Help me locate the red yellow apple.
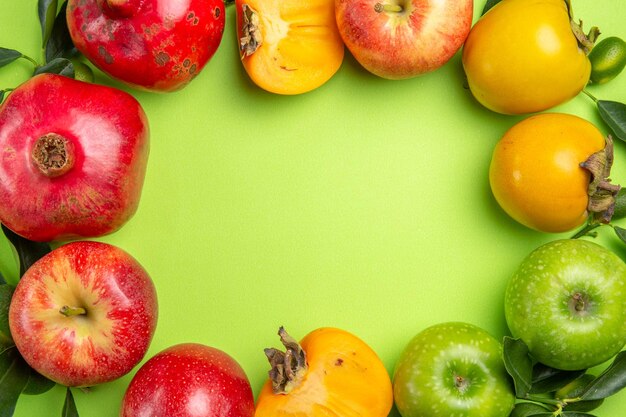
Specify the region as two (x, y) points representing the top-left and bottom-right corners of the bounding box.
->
(335, 0), (473, 79)
(8, 241), (158, 387)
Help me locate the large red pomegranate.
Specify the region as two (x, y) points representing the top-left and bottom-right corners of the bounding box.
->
(0, 74), (149, 242)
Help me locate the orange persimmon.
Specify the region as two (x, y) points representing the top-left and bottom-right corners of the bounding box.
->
(235, 0), (344, 95)
(254, 327), (393, 417)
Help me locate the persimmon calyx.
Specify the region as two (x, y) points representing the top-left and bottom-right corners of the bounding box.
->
(239, 4), (262, 58)
(264, 327), (307, 394)
(581, 135), (621, 223)
(564, 0), (599, 54)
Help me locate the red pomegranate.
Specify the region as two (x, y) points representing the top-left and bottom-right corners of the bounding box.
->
(66, 0), (226, 92)
(0, 74), (149, 242)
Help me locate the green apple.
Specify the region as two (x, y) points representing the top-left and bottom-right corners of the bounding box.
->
(505, 239), (626, 371)
(393, 322), (515, 417)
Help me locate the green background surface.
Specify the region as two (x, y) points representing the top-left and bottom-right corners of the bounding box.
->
(1, 0), (626, 416)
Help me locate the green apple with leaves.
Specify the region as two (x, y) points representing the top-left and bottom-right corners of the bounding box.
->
(505, 239), (626, 371)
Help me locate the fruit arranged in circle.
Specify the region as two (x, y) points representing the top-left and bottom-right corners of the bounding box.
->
(67, 0), (226, 92)
(393, 321), (515, 417)
(489, 113), (618, 233)
(254, 327), (393, 417)
(335, 0), (473, 79)
(121, 343), (255, 417)
(462, 0), (592, 114)
(505, 239), (626, 370)
(0, 74), (149, 242)
(8, 241), (158, 387)
(236, 0), (344, 94)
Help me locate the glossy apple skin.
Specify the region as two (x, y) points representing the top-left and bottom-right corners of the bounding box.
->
(8, 241), (158, 387)
(335, 0), (473, 79)
(67, 0), (225, 92)
(393, 322), (515, 417)
(505, 239), (626, 370)
(120, 343), (255, 417)
(0, 74), (149, 242)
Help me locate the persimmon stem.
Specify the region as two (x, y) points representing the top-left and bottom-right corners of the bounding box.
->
(374, 3), (403, 13)
(582, 89), (599, 103)
(20, 54), (38, 67)
(571, 221), (602, 238)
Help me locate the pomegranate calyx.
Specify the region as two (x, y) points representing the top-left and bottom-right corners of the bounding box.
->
(31, 133), (75, 178)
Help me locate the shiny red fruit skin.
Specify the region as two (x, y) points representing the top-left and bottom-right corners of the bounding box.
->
(67, 0), (226, 92)
(0, 74), (149, 242)
(121, 343), (255, 417)
(8, 241), (158, 387)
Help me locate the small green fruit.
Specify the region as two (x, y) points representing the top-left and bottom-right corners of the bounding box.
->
(588, 37), (626, 85)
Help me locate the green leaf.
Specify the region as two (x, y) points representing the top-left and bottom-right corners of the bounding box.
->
(1, 225), (51, 277)
(503, 337), (534, 398)
(510, 402), (551, 417)
(560, 413), (597, 416)
(33, 57), (75, 78)
(0, 347), (30, 417)
(0, 272), (5, 285)
(0, 285), (14, 348)
(62, 387), (79, 417)
(564, 399), (604, 413)
(597, 100), (626, 142)
(0, 47), (22, 69)
(530, 364), (586, 394)
(580, 351), (626, 400)
(481, 0), (502, 16)
(614, 226), (626, 244)
(22, 367), (56, 396)
(45, 2), (78, 63)
(38, 0), (59, 47)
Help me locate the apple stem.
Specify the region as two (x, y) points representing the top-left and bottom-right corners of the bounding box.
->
(374, 3), (404, 13)
(454, 375), (469, 393)
(572, 293), (586, 312)
(60, 305), (87, 317)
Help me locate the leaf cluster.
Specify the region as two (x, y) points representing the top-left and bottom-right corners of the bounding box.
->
(0, 1), (85, 401)
(503, 337), (626, 416)
(0, 0), (84, 102)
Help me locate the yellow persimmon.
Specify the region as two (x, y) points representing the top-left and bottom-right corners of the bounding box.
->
(254, 327), (393, 417)
(236, 0), (344, 95)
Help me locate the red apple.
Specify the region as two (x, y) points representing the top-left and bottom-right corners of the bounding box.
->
(0, 73), (149, 242)
(120, 343), (255, 417)
(66, 0), (226, 92)
(8, 241), (158, 387)
(335, 0), (473, 79)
